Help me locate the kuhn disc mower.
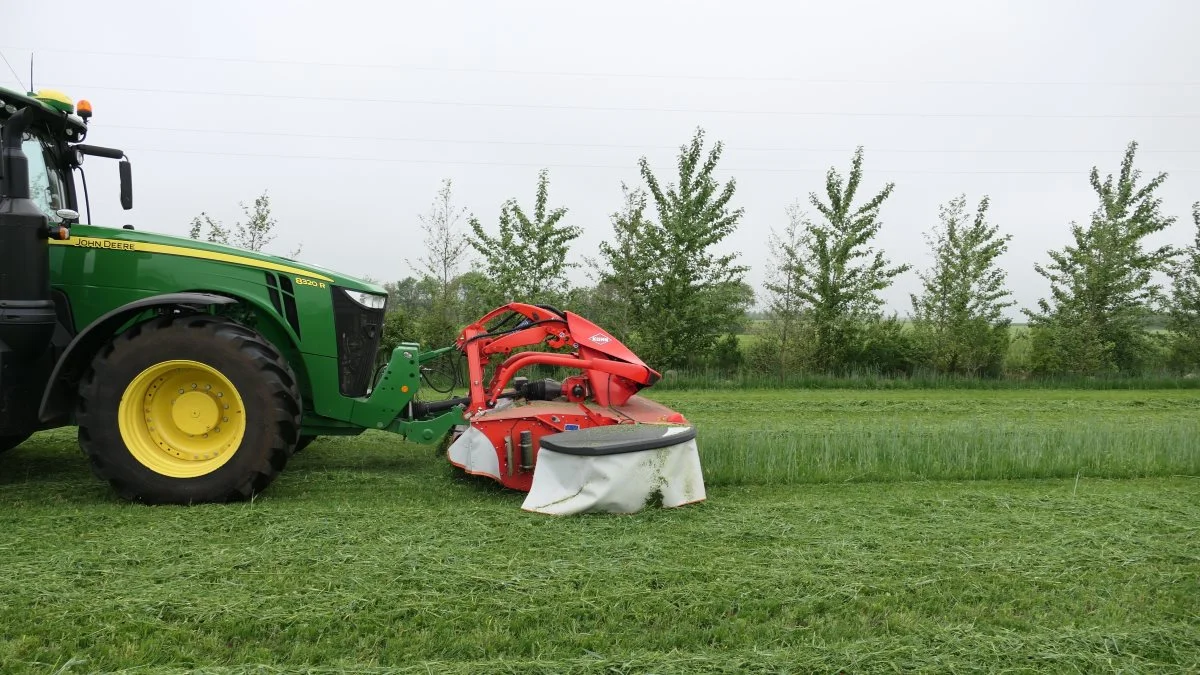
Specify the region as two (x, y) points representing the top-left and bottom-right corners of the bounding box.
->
(413, 303), (706, 513)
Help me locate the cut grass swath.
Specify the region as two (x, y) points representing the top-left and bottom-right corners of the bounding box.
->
(655, 369), (1200, 391)
(696, 422), (1200, 485)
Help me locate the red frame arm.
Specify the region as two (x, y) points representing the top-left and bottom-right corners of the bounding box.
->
(483, 353), (651, 409)
(454, 302), (657, 413)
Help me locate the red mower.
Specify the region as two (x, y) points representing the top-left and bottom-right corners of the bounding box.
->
(413, 303), (705, 513)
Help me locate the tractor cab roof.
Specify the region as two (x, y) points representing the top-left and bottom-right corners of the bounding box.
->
(0, 85), (90, 142)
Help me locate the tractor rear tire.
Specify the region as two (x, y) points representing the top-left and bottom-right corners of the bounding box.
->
(0, 433), (31, 454)
(76, 314), (302, 504)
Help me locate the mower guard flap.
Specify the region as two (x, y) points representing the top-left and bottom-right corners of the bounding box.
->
(520, 424), (705, 515)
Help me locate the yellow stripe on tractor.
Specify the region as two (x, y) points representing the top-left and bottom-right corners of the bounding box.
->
(49, 236), (333, 282)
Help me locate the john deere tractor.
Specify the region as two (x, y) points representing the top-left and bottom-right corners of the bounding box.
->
(1, 85), (695, 508)
(0, 85), (463, 503)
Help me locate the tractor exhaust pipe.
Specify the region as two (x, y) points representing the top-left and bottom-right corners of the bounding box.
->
(0, 108), (57, 357)
(1, 109), (33, 199)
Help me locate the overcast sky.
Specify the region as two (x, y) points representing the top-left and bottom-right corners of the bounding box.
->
(3, 0), (1198, 318)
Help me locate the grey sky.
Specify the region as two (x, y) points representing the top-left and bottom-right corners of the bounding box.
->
(3, 0), (1198, 319)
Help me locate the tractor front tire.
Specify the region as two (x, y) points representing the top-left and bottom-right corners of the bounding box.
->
(77, 315), (302, 504)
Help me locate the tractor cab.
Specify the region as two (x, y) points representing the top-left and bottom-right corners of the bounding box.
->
(0, 86), (132, 228)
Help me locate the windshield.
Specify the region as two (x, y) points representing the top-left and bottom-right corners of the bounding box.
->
(0, 120), (68, 223)
(24, 132), (67, 222)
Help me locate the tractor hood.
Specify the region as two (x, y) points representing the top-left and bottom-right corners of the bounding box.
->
(61, 225), (386, 295)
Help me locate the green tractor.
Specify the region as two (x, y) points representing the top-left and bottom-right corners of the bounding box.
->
(0, 86), (462, 503)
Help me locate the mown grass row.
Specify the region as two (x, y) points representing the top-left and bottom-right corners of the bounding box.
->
(649, 388), (1200, 485)
(654, 368), (1200, 390)
(696, 423), (1200, 485)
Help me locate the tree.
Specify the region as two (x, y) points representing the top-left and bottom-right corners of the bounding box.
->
(1167, 202), (1200, 371)
(383, 277), (433, 315)
(583, 185), (647, 341)
(412, 179), (473, 348)
(469, 169), (581, 307)
(382, 271), (494, 350)
(597, 128), (750, 370)
(378, 307), (415, 365)
(188, 190), (301, 256)
(188, 212), (229, 245)
(454, 270), (498, 324)
(415, 179), (471, 304)
(910, 195), (1014, 375)
(758, 203), (808, 378)
(568, 278), (636, 343)
(1025, 141), (1176, 374)
(778, 146), (910, 371)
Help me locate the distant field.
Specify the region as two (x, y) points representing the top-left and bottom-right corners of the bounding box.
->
(1, 387), (1197, 672)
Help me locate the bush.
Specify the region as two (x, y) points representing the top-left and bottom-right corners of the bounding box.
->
(912, 318), (1010, 377)
(843, 317), (920, 375)
(1168, 332), (1200, 374)
(1004, 328), (1033, 376)
(378, 309), (415, 364)
(1028, 321), (1116, 376)
(742, 317), (919, 377)
(744, 330), (782, 376)
(707, 333), (744, 374)
(1027, 319), (1167, 376)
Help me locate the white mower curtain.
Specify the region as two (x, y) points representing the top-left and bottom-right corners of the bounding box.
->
(445, 425), (501, 480)
(521, 425), (706, 515)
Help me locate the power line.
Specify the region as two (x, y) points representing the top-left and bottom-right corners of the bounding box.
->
(48, 83), (1200, 120)
(14, 47), (1200, 87)
(0, 50), (28, 91)
(98, 124), (1200, 155)
(118, 146), (1200, 175)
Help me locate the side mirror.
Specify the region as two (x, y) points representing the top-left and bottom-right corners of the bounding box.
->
(119, 160), (133, 210)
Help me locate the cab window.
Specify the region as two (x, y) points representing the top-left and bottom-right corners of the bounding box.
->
(22, 132), (67, 222)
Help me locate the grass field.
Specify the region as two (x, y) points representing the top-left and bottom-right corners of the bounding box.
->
(654, 389), (1200, 484)
(1, 388), (1197, 673)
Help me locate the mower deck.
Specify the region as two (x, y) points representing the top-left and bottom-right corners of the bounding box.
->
(447, 396), (689, 491)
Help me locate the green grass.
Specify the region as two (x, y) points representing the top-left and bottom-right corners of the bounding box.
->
(655, 389), (1200, 484)
(657, 368), (1200, 390)
(1, 388), (1198, 672)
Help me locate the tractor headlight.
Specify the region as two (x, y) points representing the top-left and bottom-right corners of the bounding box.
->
(344, 289), (387, 310)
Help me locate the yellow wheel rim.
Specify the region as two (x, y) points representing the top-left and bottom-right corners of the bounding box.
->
(118, 359), (247, 478)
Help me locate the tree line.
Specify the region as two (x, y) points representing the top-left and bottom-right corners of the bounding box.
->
(192, 129), (1200, 379)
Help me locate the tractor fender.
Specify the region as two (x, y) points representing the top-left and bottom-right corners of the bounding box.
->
(38, 292), (237, 423)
